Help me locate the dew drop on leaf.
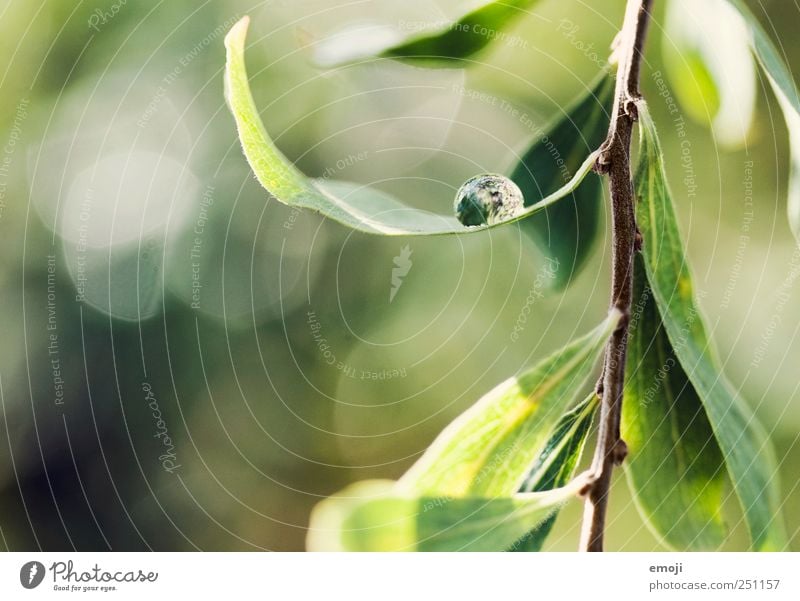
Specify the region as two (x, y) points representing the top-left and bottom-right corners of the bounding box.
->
(454, 174), (524, 226)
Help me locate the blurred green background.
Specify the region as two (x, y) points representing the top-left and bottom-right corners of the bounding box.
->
(0, 0), (798, 551)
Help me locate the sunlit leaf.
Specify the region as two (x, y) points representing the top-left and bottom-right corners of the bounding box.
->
(636, 104), (787, 550)
(663, 0), (755, 147)
(307, 314), (615, 552)
(224, 16), (598, 236)
(724, 0), (800, 242)
(510, 394), (598, 551)
(398, 311), (619, 497)
(312, 0), (540, 68)
(622, 254), (726, 550)
(306, 477), (585, 552)
(511, 74), (614, 288)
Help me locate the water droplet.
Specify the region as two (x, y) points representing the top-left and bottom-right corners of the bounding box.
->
(454, 173), (524, 226)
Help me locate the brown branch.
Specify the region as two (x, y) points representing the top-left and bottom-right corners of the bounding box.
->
(578, 0), (653, 552)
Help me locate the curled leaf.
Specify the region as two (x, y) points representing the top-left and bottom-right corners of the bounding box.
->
(224, 16), (598, 236)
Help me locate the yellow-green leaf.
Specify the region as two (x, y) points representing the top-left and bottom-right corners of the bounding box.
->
(306, 477), (585, 552)
(398, 311), (619, 497)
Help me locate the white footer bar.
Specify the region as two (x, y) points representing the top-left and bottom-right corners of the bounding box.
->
(0, 552), (797, 600)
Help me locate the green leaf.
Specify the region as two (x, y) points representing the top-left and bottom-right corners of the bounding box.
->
(510, 394), (598, 552)
(510, 74), (614, 288)
(312, 1), (539, 68)
(306, 477), (586, 552)
(307, 312), (615, 552)
(724, 0), (800, 242)
(224, 16), (598, 237)
(398, 311), (619, 497)
(636, 103), (787, 550)
(622, 254), (726, 550)
(663, 0), (755, 147)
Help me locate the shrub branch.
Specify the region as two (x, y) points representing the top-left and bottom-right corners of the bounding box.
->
(578, 0), (653, 552)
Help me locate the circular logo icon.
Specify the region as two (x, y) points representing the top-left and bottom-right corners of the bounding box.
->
(19, 561), (45, 589)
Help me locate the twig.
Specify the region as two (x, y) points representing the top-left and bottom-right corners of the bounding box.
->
(578, 0), (653, 552)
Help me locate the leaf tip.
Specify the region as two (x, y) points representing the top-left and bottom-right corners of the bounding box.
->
(225, 15), (251, 52)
